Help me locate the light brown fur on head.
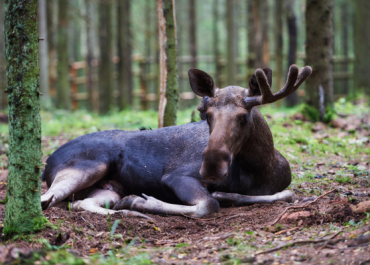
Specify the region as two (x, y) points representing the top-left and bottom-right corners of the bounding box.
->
(188, 65), (312, 181)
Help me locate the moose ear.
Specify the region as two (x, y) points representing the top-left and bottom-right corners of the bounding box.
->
(188, 69), (217, 97)
(247, 68), (272, 96)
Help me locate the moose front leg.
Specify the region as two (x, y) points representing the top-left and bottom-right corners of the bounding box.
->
(114, 175), (219, 217)
(211, 190), (295, 206)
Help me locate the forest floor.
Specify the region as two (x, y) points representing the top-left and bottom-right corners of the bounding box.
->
(0, 98), (370, 264)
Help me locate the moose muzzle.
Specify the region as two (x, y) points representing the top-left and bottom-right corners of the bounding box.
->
(200, 146), (231, 181)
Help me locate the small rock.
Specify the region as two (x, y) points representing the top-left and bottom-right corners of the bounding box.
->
(312, 122), (326, 132)
(331, 118), (346, 129)
(351, 200), (370, 214)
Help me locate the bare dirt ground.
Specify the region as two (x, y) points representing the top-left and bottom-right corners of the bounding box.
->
(0, 107), (370, 264)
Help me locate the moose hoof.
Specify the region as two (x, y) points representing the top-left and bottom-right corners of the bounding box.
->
(113, 195), (145, 210)
(41, 195), (54, 210)
(279, 190), (295, 203)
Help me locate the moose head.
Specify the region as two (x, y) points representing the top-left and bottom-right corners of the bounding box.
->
(188, 65), (312, 181)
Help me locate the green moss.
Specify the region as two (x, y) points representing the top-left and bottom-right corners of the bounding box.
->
(3, 215), (49, 238)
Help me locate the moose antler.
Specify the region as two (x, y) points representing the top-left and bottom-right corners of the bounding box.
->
(243, 65), (312, 109)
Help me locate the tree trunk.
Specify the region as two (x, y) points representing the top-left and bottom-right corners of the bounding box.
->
(0, 0), (7, 110)
(157, 0), (179, 128)
(226, 0), (236, 84)
(57, 0), (71, 110)
(46, 0), (57, 101)
(353, 0), (370, 93)
(285, 0), (298, 106)
(99, 0), (113, 114)
(38, 0), (51, 109)
(305, 0), (334, 120)
(85, 0), (98, 112)
(117, 0), (132, 110)
(213, 0), (221, 86)
(3, 0), (48, 237)
(189, 0), (197, 69)
(246, 0), (255, 80)
(274, 0), (283, 107)
(261, 0), (269, 68)
(341, 1), (348, 94)
(252, 0), (263, 68)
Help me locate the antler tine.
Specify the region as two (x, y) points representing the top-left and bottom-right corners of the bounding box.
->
(243, 65), (312, 110)
(273, 64), (299, 100)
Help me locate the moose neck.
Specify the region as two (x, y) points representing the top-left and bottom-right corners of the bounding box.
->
(238, 107), (275, 169)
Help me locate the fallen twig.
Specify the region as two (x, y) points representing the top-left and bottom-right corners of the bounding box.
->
(256, 232), (342, 255)
(270, 188), (337, 226)
(275, 227), (299, 235)
(225, 214), (247, 221)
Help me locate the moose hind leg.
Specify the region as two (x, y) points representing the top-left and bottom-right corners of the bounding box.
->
(70, 189), (151, 219)
(41, 162), (108, 209)
(211, 190), (295, 206)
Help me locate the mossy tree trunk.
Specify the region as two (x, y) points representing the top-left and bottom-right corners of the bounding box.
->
(4, 0), (48, 237)
(56, 0), (71, 110)
(0, 0), (7, 110)
(305, 0), (334, 119)
(99, 0), (113, 114)
(157, 0), (179, 128)
(353, 0), (370, 93)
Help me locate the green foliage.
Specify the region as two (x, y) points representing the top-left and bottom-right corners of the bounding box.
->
(300, 103), (320, 122)
(3, 216), (49, 239)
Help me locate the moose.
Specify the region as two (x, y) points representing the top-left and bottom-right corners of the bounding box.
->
(41, 65), (312, 218)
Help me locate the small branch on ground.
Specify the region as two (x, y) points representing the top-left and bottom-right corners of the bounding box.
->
(275, 227), (299, 235)
(270, 188), (337, 226)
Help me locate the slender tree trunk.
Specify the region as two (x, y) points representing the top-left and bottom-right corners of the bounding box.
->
(57, 0), (71, 110)
(227, 0), (236, 84)
(157, 0), (179, 127)
(261, 0), (269, 67)
(341, 1), (348, 94)
(285, 0), (298, 106)
(117, 0), (132, 110)
(247, 0), (255, 80)
(47, 0), (57, 100)
(38, 0), (51, 109)
(4, 0), (48, 238)
(274, 0), (283, 108)
(213, 0), (221, 86)
(0, 0), (7, 110)
(85, 0), (97, 112)
(305, 0), (334, 120)
(252, 0), (263, 68)
(189, 0), (197, 69)
(99, 0), (113, 114)
(353, 0), (370, 93)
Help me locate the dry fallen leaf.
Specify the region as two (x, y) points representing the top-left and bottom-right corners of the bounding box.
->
(90, 248), (98, 254)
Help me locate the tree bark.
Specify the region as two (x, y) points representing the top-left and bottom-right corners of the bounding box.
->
(99, 0), (114, 114)
(305, 0), (334, 119)
(157, 0), (179, 128)
(226, 0), (236, 84)
(213, 0), (221, 86)
(274, 0), (283, 107)
(0, 0), (7, 110)
(189, 0), (197, 69)
(285, 0), (298, 106)
(261, 0), (269, 68)
(56, 0), (71, 110)
(341, 1), (348, 94)
(353, 0), (370, 93)
(252, 0), (263, 68)
(117, 0), (132, 110)
(3, 0), (48, 237)
(38, 0), (51, 109)
(246, 0), (255, 80)
(85, 0), (98, 112)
